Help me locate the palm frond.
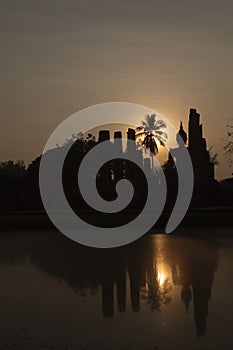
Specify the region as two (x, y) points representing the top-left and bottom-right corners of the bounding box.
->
(154, 120), (166, 129)
(152, 130), (168, 139)
(136, 113), (167, 155)
(156, 135), (166, 147)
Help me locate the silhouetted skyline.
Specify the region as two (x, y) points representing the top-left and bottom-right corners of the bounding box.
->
(0, 0), (233, 179)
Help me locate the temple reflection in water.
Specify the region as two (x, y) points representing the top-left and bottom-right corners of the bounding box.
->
(99, 235), (217, 337)
(0, 232), (218, 338)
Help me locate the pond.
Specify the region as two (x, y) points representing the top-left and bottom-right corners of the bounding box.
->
(0, 230), (232, 349)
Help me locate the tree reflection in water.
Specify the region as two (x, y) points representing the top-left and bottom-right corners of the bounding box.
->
(141, 264), (172, 311)
(0, 232), (219, 337)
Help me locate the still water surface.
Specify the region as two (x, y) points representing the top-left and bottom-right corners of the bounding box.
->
(0, 231), (232, 349)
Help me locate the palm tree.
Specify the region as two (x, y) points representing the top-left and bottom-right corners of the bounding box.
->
(136, 114), (167, 169)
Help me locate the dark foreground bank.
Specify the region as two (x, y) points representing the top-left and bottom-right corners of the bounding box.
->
(0, 207), (232, 233)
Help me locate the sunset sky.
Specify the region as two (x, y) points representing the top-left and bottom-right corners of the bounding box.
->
(0, 0), (232, 179)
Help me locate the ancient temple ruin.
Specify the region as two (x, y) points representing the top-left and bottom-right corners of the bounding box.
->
(97, 108), (216, 207)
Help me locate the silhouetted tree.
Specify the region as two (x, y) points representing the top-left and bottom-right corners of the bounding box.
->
(224, 123), (233, 167)
(136, 114), (167, 169)
(0, 160), (26, 210)
(0, 134), (97, 212)
(208, 147), (219, 166)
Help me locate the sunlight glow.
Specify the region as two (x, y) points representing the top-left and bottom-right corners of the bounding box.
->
(157, 270), (166, 286)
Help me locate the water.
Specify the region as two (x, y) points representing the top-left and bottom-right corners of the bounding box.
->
(0, 230), (232, 349)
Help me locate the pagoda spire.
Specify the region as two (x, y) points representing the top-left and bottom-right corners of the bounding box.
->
(177, 120), (187, 145)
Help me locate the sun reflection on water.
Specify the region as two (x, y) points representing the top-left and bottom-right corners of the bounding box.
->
(157, 270), (166, 286)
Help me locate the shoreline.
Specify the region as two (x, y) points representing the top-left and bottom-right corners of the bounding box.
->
(0, 207), (232, 233)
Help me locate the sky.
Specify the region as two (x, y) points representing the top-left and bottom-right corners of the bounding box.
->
(0, 0), (233, 179)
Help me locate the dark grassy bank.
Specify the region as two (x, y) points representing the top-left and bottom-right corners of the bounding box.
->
(0, 207), (232, 233)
